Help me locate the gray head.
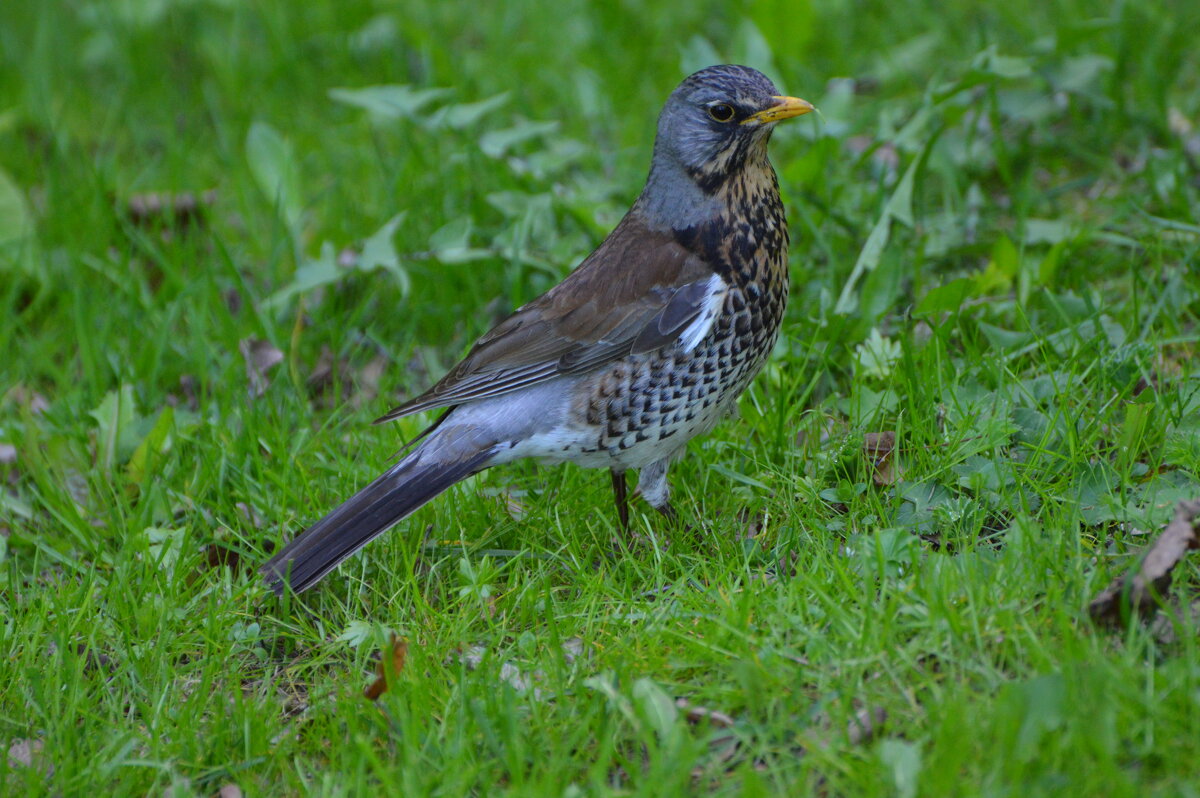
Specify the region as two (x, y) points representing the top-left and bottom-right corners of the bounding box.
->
(639, 65), (812, 228)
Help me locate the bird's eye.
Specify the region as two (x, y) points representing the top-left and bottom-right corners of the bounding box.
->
(707, 103), (735, 122)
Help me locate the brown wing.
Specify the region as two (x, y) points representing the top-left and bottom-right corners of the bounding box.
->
(374, 212), (715, 424)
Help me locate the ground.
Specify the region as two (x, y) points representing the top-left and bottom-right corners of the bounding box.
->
(2, 1), (1199, 795)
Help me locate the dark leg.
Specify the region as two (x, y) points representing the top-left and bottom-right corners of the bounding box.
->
(610, 469), (630, 534)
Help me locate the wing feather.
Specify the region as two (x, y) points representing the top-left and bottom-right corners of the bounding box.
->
(375, 212), (719, 424)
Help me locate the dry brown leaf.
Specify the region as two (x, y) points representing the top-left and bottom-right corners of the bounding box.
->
(863, 431), (901, 486)
(75, 643), (117, 676)
(239, 338), (284, 398)
(676, 698), (736, 729)
(203, 543), (243, 574)
(364, 634), (408, 701)
(1089, 498), (1200, 624)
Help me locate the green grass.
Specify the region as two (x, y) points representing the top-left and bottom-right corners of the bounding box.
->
(3, 0), (1200, 794)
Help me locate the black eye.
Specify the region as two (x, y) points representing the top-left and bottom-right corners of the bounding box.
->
(707, 103), (735, 122)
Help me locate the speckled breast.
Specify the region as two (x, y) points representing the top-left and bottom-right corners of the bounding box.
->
(564, 166), (790, 469)
(566, 269), (787, 469)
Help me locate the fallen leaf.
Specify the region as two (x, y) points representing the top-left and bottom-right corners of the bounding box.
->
(239, 338), (284, 398)
(235, 502), (266, 530)
(175, 374), (200, 411)
(737, 507), (765, 540)
(497, 660), (540, 697)
(7, 737), (41, 767)
(561, 637), (584, 664)
(73, 643), (117, 676)
(456, 644), (486, 670)
(1089, 498), (1200, 624)
(676, 698), (736, 728)
(203, 544), (243, 574)
(7, 737), (51, 776)
(224, 288), (243, 315)
(47, 641), (116, 678)
(501, 488), (527, 521)
(847, 706), (887, 746)
(364, 634), (408, 701)
(452, 642), (582, 701)
(864, 431), (901, 486)
(306, 345), (350, 401)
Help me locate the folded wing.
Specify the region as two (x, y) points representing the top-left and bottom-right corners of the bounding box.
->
(375, 213), (719, 424)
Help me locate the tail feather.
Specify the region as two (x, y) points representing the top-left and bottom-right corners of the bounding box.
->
(261, 447), (492, 595)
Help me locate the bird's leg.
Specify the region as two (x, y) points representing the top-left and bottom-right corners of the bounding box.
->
(637, 457), (695, 537)
(636, 458), (675, 519)
(610, 469), (630, 534)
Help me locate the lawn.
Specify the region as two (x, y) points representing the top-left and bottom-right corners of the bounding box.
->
(2, 0), (1200, 794)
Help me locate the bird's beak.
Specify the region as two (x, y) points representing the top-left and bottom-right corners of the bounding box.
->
(744, 96), (815, 125)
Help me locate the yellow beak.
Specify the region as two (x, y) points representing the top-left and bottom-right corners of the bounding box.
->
(744, 96), (815, 125)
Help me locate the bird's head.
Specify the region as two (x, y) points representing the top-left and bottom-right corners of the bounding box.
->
(651, 65), (813, 194)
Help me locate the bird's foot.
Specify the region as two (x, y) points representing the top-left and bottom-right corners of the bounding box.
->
(651, 501), (697, 540)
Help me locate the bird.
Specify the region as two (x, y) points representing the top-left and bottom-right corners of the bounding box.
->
(262, 64), (813, 595)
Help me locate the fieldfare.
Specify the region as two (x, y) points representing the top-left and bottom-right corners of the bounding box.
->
(263, 64), (812, 594)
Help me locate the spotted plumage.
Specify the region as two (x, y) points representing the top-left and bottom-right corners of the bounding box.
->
(262, 65), (812, 594)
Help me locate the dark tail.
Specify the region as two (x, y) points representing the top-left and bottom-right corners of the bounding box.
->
(261, 445), (493, 595)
